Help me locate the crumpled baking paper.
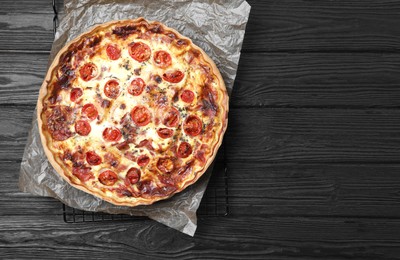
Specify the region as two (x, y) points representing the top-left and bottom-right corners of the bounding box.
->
(19, 0), (250, 236)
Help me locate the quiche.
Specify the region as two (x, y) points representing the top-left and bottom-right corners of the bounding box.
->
(37, 18), (228, 206)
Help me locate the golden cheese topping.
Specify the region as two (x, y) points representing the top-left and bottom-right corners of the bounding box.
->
(38, 18), (228, 206)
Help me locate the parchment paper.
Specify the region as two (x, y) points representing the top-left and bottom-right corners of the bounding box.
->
(19, 0), (250, 236)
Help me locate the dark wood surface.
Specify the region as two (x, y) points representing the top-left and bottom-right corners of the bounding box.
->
(2, 0), (400, 259)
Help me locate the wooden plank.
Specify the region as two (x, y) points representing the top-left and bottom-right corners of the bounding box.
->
(5, 160), (400, 218)
(0, 0), (62, 51)
(1, 106), (400, 163)
(0, 13), (54, 52)
(0, 0), (62, 13)
(0, 103), (224, 162)
(227, 162), (400, 217)
(244, 0), (400, 52)
(0, 161), (62, 216)
(0, 193), (61, 216)
(233, 52), (400, 108)
(3, 52), (400, 108)
(226, 108), (400, 163)
(0, 106), (34, 161)
(1, 160), (226, 216)
(1, 215), (400, 259)
(0, 53), (48, 105)
(3, 1), (400, 52)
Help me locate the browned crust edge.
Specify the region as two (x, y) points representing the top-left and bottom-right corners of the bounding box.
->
(37, 17), (229, 207)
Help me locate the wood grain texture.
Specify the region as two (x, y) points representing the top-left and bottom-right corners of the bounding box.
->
(1, 160), (227, 216)
(5, 160), (400, 218)
(3, 1), (400, 52)
(0, 0), (63, 13)
(0, 0), (62, 51)
(1, 215), (400, 259)
(244, 0), (400, 52)
(0, 103), (223, 162)
(0, 53), (48, 105)
(3, 0), (400, 258)
(0, 106), (34, 161)
(226, 108), (400, 163)
(227, 162), (400, 217)
(0, 14), (54, 51)
(233, 53), (400, 108)
(1, 106), (399, 163)
(3, 52), (400, 109)
(0, 161), (62, 216)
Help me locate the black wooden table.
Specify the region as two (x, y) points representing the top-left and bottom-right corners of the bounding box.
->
(2, 1), (400, 259)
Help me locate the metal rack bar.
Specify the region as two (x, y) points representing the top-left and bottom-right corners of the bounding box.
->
(52, 0), (58, 35)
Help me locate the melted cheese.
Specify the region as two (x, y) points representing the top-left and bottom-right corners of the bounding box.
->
(41, 20), (227, 205)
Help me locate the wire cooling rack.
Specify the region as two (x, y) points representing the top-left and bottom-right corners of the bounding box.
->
(52, 2), (230, 223)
